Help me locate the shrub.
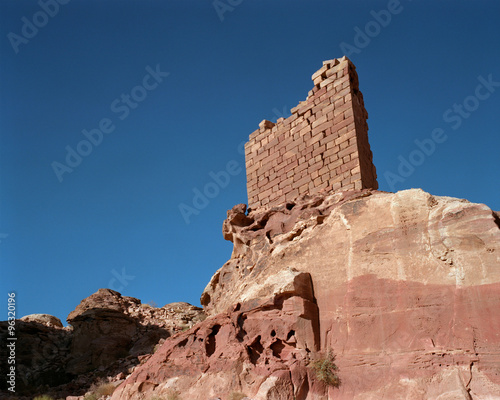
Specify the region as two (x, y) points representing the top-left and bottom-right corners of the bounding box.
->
(88, 378), (116, 397)
(83, 394), (98, 400)
(33, 396), (54, 400)
(94, 382), (116, 396)
(309, 349), (341, 387)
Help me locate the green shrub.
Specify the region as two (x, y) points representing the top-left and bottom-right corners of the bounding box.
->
(33, 396), (54, 400)
(83, 394), (98, 400)
(309, 349), (341, 387)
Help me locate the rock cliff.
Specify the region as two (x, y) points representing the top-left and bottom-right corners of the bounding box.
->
(111, 188), (500, 400)
(1, 188), (498, 399)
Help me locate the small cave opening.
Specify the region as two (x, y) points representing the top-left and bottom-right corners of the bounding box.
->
(246, 335), (264, 365)
(270, 339), (285, 358)
(205, 324), (221, 357)
(270, 330), (276, 337)
(236, 314), (247, 342)
(286, 330), (295, 341)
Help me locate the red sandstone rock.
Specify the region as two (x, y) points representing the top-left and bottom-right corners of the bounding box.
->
(113, 188), (499, 400)
(112, 269), (323, 400)
(201, 188), (500, 399)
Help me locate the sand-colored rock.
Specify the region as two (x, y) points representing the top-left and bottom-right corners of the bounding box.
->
(67, 289), (205, 375)
(20, 313), (64, 328)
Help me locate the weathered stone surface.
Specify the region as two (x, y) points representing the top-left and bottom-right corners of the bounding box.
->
(0, 289), (204, 398)
(66, 289), (205, 375)
(20, 313), (64, 328)
(198, 188), (500, 399)
(112, 270), (323, 400)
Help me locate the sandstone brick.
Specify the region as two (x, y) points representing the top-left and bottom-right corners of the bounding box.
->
(245, 57), (377, 208)
(311, 65), (328, 81)
(340, 159), (358, 173)
(298, 183), (309, 194)
(333, 74), (349, 88)
(312, 121), (330, 136)
(350, 172), (361, 181)
(332, 87), (350, 101)
(332, 115), (354, 133)
(319, 76), (336, 89)
(312, 145), (326, 158)
(293, 175), (311, 189)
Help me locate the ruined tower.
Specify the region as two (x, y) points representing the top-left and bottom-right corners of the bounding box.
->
(244, 56), (378, 209)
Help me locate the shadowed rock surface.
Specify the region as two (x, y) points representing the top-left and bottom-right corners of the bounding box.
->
(0, 289), (205, 398)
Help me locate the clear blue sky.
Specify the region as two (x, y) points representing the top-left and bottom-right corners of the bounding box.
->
(1, 1), (499, 325)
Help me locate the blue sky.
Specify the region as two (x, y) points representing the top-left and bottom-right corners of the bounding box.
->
(1, 0), (499, 325)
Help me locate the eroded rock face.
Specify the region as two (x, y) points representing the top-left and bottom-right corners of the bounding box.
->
(67, 289), (205, 375)
(198, 188), (500, 399)
(0, 316), (73, 394)
(112, 269), (327, 400)
(0, 289), (205, 397)
(3, 188), (499, 400)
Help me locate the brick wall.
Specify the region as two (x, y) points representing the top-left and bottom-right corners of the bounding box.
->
(244, 56), (378, 209)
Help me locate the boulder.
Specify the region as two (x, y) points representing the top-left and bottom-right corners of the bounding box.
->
(20, 314), (64, 328)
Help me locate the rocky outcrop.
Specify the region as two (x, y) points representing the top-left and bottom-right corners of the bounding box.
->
(0, 315), (73, 394)
(20, 314), (64, 328)
(0, 289), (205, 397)
(2, 188), (498, 399)
(201, 188), (500, 399)
(112, 269), (326, 400)
(114, 188), (500, 399)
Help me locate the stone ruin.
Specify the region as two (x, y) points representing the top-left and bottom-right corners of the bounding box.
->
(244, 56), (378, 209)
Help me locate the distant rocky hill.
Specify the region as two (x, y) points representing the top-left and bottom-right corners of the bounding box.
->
(0, 290), (205, 398)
